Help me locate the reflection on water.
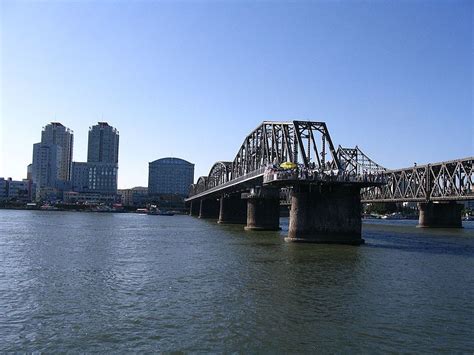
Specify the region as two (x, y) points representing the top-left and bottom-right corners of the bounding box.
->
(0, 210), (473, 352)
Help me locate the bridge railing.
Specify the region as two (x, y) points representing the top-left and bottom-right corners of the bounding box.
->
(187, 167), (266, 199)
(263, 167), (387, 185)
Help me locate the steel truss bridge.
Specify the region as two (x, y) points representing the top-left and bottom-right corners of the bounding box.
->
(188, 120), (361, 201)
(361, 156), (474, 203)
(187, 120), (473, 203)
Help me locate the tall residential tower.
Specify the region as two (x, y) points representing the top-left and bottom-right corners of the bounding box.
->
(41, 122), (74, 181)
(87, 122), (119, 164)
(70, 122), (119, 200)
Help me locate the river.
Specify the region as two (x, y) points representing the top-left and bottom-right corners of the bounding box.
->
(1, 210), (473, 352)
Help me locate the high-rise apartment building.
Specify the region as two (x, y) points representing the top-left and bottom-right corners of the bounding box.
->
(87, 122), (119, 164)
(148, 157), (194, 196)
(32, 143), (61, 194)
(71, 122), (119, 198)
(41, 122), (74, 181)
(27, 164), (33, 180)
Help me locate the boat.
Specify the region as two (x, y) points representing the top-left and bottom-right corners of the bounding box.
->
(381, 212), (406, 220)
(40, 204), (59, 210)
(147, 205), (175, 216)
(92, 205), (113, 212)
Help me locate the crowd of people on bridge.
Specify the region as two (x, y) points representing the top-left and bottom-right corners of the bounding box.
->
(263, 162), (386, 184)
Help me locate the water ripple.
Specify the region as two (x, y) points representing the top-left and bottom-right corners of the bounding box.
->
(0, 211), (473, 352)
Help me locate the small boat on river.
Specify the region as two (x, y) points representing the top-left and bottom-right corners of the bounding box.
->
(147, 205), (174, 216)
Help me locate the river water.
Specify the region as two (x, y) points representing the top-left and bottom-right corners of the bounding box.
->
(1, 210), (473, 352)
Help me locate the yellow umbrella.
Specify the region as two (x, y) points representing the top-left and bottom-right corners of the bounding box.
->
(280, 161), (297, 169)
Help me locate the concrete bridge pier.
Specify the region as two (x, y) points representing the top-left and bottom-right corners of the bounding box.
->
(245, 187), (280, 231)
(417, 202), (462, 228)
(189, 201), (200, 216)
(199, 198), (220, 219)
(286, 184), (364, 245)
(218, 194), (247, 224)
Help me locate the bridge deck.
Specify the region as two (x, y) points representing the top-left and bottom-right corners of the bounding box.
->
(185, 167), (266, 202)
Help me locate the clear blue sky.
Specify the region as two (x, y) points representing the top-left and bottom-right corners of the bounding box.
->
(1, 0), (472, 188)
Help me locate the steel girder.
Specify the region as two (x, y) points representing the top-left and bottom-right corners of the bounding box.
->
(362, 157), (474, 202)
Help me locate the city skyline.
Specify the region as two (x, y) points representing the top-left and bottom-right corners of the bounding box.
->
(1, 0), (472, 189)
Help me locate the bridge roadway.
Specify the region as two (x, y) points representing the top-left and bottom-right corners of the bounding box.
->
(186, 121), (473, 243)
(186, 167), (266, 202)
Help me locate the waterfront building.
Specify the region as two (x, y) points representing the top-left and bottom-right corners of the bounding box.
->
(41, 122), (74, 181)
(63, 191), (117, 204)
(0, 179), (7, 200)
(27, 164), (33, 180)
(69, 122), (120, 203)
(72, 162), (118, 194)
(148, 157), (194, 197)
(8, 179), (30, 200)
(118, 186), (148, 206)
(71, 162), (89, 192)
(87, 122), (119, 164)
(32, 143), (62, 199)
(0, 178), (34, 202)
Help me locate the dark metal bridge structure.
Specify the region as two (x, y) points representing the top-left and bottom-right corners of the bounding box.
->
(360, 157), (473, 203)
(186, 120), (473, 244)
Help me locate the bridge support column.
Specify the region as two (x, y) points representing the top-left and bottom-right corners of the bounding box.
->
(189, 201), (200, 216)
(245, 188), (280, 231)
(199, 198), (220, 219)
(218, 194), (247, 224)
(417, 202), (462, 228)
(287, 185), (363, 245)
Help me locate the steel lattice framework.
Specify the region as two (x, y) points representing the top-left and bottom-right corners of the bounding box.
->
(189, 121), (341, 196)
(188, 120), (473, 203)
(335, 146), (386, 175)
(193, 176), (208, 195)
(230, 121), (340, 178)
(361, 157), (474, 202)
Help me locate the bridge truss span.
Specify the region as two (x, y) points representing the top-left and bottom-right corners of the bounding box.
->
(186, 120), (472, 242)
(188, 120), (345, 199)
(230, 121), (341, 179)
(362, 157), (474, 202)
(335, 146), (386, 175)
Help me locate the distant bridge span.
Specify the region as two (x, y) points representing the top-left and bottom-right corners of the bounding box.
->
(361, 156), (474, 203)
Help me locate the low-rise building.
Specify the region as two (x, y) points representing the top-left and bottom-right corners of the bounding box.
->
(72, 162), (118, 195)
(0, 178), (34, 202)
(0, 179), (8, 200)
(118, 186), (148, 207)
(63, 191), (118, 204)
